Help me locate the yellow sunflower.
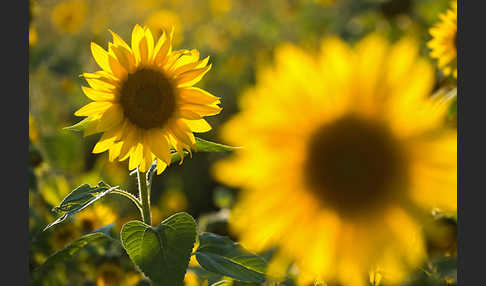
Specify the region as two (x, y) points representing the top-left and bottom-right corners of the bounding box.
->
(428, 1), (457, 78)
(213, 34), (456, 286)
(75, 203), (117, 233)
(51, 0), (88, 35)
(75, 25), (221, 174)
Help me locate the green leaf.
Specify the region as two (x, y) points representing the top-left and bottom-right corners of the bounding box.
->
(44, 181), (117, 231)
(210, 281), (233, 286)
(170, 137), (240, 163)
(63, 117), (95, 132)
(120, 212), (197, 286)
(34, 232), (112, 275)
(195, 233), (267, 283)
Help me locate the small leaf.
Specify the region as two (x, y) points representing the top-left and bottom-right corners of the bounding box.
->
(34, 232), (111, 275)
(63, 117), (95, 132)
(44, 181), (117, 231)
(121, 212), (197, 286)
(195, 233), (267, 283)
(171, 137), (240, 163)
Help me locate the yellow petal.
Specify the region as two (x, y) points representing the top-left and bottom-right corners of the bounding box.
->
(108, 54), (128, 79)
(108, 141), (123, 161)
(180, 103), (222, 116)
(144, 27), (155, 62)
(156, 158), (167, 175)
(81, 86), (115, 101)
(179, 87), (220, 105)
(147, 130), (171, 165)
(170, 120), (196, 147)
(92, 131), (117, 154)
(129, 143), (144, 170)
(96, 104), (124, 132)
(178, 110), (202, 120)
(183, 119), (212, 133)
(176, 64), (212, 87)
(74, 102), (112, 116)
(90, 42), (112, 73)
(118, 125), (138, 161)
(85, 78), (116, 92)
(108, 29), (131, 51)
(131, 24), (145, 64)
(153, 28), (172, 66)
(109, 43), (135, 73)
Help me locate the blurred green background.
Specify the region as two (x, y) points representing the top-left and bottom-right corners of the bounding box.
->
(29, 0), (456, 285)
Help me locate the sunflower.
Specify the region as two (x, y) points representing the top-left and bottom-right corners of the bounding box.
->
(51, 0), (88, 34)
(75, 203), (117, 233)
(428, 1), (457, 78)
(74, 25), (221, 174)
(213, 34), (456, 286)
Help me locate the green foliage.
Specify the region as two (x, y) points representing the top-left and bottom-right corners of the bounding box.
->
(210, 281), (233, 286)
(195, 233), (268, 283)
(120, 212), (197, 286)
(44, 181), (117, 230)
(63, 117), (95, 132)
(33, 232), (112, 277)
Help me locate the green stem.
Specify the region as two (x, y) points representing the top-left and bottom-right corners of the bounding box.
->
(137, 169), (152, 226)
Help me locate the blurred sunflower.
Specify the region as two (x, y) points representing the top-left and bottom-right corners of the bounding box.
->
(96, 262), (141, 286)
(29, 27), (37, 46)
(145, 10), (184, 45)
(428, 1), (457, 78)
(75, 203), (117, 233)
(74, 25), (221, 174)
(213, 35), (456, 286)
(51, 0), (88, 35)
(51, 222), (80, 250)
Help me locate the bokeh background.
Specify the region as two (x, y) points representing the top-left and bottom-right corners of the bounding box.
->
(29, 0), (456, 285)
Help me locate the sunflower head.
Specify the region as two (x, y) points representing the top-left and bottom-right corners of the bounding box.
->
(214, 34), (456, 286)
(428, 1), (457, 78)
(74, 25), (221, 174)
(51, 0), (88, 34)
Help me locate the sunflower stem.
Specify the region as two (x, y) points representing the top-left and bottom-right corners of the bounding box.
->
(137, 169), (152, 226)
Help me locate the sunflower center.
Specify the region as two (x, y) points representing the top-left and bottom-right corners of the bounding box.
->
(119, 68), (176, 129)
(304, 115), (408, 216)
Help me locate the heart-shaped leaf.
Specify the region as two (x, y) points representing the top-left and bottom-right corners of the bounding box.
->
(44, 181), (117, 230)
(121, 212), (197, 286)
(195, 233), (267, 283)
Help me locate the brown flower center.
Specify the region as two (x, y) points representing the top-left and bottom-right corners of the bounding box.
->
(304, 115), (408, 217)
(119, 68), (176, 129)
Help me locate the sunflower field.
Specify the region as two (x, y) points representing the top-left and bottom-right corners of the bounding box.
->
(29, 0), (457, 285)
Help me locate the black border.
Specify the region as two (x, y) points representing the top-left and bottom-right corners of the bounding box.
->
(457, 0), (484, 285)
